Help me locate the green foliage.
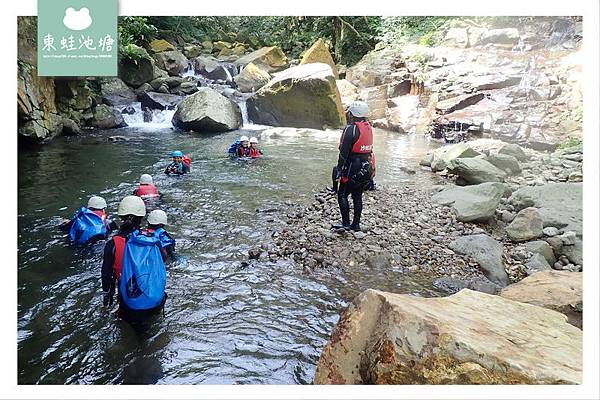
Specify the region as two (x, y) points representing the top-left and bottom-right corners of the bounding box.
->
(118, 16), (157, 60)
(377, 16), (450, 45)
(558, 136), (582, 150)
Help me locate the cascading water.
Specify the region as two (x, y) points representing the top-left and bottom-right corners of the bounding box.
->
(121, 102), (177, 129)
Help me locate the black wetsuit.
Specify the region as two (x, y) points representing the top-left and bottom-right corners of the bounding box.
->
(336, 121), (372, 229)
(164, 161), (190, 175)
(101, 230), (167, 323)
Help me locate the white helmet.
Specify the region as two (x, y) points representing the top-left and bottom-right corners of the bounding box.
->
(348, 101), (370, 118)
(87, 196), (107, 209)
(147, 209), (168, 226)
(249, 137), (258, 143)
(140, 174), (153, 185)
(240, 135), (249, 142)
(117, 195), (146, 217)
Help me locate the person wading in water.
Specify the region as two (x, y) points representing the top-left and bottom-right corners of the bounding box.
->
(332, 101), (375, 232)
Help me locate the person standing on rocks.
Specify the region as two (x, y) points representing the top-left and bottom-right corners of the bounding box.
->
(333, 101), (374, 232)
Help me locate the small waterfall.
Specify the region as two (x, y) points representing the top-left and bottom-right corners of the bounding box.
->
(238, 100), (249, 125)
(182, 61), (196, 78)
(121, 102), (176, 129)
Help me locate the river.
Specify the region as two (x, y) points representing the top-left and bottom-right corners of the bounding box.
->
(17, 117), (444, 384)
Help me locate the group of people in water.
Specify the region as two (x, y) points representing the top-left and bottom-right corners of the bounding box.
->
(60, 100), (374, 325)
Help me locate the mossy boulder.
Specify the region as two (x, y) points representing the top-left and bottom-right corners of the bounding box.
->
(149, 39), (176, 53)
(91, 104), (127, 129)
(234, 62), (271, 93)
(153, 50), (188, 76)
(235, 46), (288, 73)
(247, 63), (345, 129)
(300, 38), (338, 78)
(118, 44), (155, 87)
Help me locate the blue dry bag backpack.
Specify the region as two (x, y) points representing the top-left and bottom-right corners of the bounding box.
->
(154, 228), (175, 249)
(120, 230), (167, 310)
(69, 207), (107, 245)
(228, 140), (240, 155)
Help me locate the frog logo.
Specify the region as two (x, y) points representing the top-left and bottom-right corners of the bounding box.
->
(62, 7), (93, 31)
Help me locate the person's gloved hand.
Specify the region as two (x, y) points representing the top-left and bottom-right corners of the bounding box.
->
(102, 291), (113, 307)
(335, 169), (342, 181)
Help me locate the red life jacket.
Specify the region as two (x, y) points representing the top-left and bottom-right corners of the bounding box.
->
(136, 184), (160, 198)
(249, 147), (261, 158)
(91, 209), (110, 230)
(351, 121), (373, 154)
(183, 155), (192, 166)
(113, 235), (126, 281)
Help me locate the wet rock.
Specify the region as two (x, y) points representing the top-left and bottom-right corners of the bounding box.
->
(248, 247), (261, 260)
(447, 158), (507, 184)
(559, 231), (577, 246)
(432, 182), (504, 222)
(247, 63), (345, 129)
(358, 85), (388, 120)
(508, 183), (582, 236)
(448, 234), (509, 287)
(61, 117), (81, 135)
(99, 77), (136, 106)
(500, 271), (582, 329)
(139, 92), (183, 110)
(506, 207), (544, 242)
(314, 289), (581, 384)
(172, 87), (242, 133)
(153, 50), (188, 76)
(91, 104), (127, 129)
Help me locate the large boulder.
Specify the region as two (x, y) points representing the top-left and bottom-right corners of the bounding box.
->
(336, 79), (359, 109)
(506, 207), (544, 242)
(430, 143), (481, 172)
(385, 95), (421, 133)
(118, 45), (155, 87)
(358, 85), (388, 120)
(476, 28), (520, 46)
(149, 39), (176, 53)
(235, 46), (288, 73)
(443, 27), (469, 48)
(432, 182), (504, 222)
(508, 183), (582, 236)
(153, 50), (188, 76)
(139, 92), (183, 110)
(314, 289), (581, 384)
(234, 62), (271, 93)
(448, 234), (509, 286)
(247, 63), (345, 129)
(91, 105), (127, 129)
(99, 77), (136, 106)
(500, 271), (582, 329)
(171, 87), (242, 133)
(447, 158), (507, 184)
(485, 153), (521, 175)
(498, 143), (529, 161)
(346, 48), (401, 88)
(300, 38), (339, 78)
(193, 56), (232, 82)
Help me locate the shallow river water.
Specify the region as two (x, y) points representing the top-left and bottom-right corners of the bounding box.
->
(18, 121), (443, 384)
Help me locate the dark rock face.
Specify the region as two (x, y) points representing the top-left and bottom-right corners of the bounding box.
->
(139, 92), (183, 110)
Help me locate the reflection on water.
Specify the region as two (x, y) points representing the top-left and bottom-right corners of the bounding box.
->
(18, 125), (442, 384)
